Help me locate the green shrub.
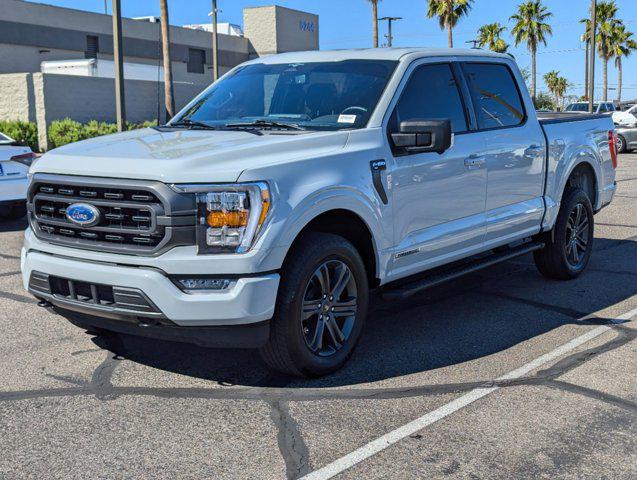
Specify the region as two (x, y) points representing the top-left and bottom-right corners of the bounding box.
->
(0, 120), (38, 151)
(48, 118), (87, 149)
(48, 118), (157, 148)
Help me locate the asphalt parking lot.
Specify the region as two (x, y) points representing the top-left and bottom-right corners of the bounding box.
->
(1, 154), (636, 480)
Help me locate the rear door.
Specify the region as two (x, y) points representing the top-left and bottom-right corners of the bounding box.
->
(460, 62), (546, 246)
(386, 60), (488, 279)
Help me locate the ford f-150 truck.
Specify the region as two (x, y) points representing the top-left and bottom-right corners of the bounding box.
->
(22, 49), (617, 377)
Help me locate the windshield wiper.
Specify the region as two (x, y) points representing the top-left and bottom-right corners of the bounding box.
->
(167, 119), (217, 130)
(224, 120), (305, 131)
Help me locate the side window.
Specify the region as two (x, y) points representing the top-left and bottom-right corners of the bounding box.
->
(390, 63), (468, 134)
(463, 63), (525, 129)
(599, 103), (607, 112)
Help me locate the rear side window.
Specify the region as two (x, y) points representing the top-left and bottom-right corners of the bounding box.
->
(390, 63), (468, 133)
(462, 63), (525, 129)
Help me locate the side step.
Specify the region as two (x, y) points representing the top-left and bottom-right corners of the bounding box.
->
(381, 241), (545, 301)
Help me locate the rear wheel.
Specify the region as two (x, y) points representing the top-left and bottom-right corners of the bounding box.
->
(260, 232), (368, 377)
(534, 188), (594, 280)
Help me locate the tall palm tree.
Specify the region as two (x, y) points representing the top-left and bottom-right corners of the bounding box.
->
(367, 0), (382, 48)
(544, 70), (559, 101)
(159, 0), (175, 119)
(610, 23), (637, 103)
(595, 0), (619, 102)
(543, 70), (569, 110)
(554, 76), (569, 110)
(510, 0), (553, 102)
(427, 0), (474, 48)
(580, 18), (591, 100)
(476, 23), (509, 53)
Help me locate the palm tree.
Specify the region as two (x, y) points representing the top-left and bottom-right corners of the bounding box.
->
(159, 0), (175, 119)
(367, 0), (382, 48)
(543, 70), (569, 110)
(580, 18), (591, 100)
(595, 0), (619, 102)
(477, 23), (509, 53)
(427, 0), (474, 48)
(510, 0), (553, 102)
(610, 23), (637, 103)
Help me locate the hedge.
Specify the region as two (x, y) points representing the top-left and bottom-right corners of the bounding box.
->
(0, 120), (38, 151)
(48, 119), (158, 149)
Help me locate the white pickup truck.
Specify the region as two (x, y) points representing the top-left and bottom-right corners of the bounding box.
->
(22, 49), (617, 377)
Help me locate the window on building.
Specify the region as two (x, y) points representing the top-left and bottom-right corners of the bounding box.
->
(390, 63), (468, 134)
(85, 35), (99, 59)
(462, 63), (525, 130)
(187, 48), (206, 74)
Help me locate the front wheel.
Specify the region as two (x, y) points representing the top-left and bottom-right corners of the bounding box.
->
(260, 232), (369, 377)
(534, 188), (594, 280)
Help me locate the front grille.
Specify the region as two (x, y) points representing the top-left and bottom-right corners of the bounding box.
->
(29, 271), (162, 315)
(28, 174), (197, 256)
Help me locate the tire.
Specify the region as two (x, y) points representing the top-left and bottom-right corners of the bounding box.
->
(616, 135), (627, 154)
(534, 188), (594, 280)
(260, 232), (369, 377)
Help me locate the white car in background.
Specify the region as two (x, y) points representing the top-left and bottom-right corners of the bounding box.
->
(564, 101), (637, 126)
(0, 131), (36, 219)
(612, 104), (637, 127)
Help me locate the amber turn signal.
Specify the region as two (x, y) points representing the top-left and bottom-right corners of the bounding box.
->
(206, 210), (249, 228)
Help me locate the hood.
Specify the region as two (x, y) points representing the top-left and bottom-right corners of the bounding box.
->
(32, 128), (350, 183)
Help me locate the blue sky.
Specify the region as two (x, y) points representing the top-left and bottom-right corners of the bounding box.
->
(28, 0), (637, 100)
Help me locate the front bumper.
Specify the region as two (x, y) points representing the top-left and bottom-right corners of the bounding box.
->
(22, 248), (279, 331)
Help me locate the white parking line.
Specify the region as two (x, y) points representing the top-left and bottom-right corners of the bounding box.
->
(300, 305), (637, 480)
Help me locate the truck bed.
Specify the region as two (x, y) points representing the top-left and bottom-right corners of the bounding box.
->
(537, 111), (608, 124)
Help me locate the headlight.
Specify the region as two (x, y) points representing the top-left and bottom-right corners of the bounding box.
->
(172, 182), (271, 254)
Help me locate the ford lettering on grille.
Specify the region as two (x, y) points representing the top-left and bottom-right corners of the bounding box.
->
(66, 203), (100, 227)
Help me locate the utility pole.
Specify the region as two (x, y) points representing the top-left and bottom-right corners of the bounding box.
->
(103, 0), (107, 14)
(588, 0), (597, 113)
(159, 0), (175, 120)
(211, 0), (219, 81)
(379, 16), (402, 48)
(112, 0), (126, 131)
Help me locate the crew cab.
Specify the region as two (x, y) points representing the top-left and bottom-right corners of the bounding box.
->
(22, 49), (617, 377)
(0, 131), (35, 220)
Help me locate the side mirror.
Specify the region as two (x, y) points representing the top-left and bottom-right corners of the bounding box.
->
(391, 119), (452, 154)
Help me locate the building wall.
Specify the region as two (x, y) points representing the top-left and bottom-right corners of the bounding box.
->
(243, 6), (319, 58)
(0, 0), (250, 85)
(0, 73), (34, 122)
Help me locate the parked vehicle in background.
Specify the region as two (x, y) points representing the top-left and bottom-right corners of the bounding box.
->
(22, 48), (617, 377)
(612, 104), (637, 127)
(615, 125), (637, 153)
(0, 131), (35, 219)
(565, 101), (616, 115)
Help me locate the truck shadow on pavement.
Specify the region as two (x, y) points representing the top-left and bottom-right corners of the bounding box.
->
(90, 236), (637, 389)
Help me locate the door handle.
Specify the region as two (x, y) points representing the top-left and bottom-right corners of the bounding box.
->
(464, 155), (486, 168)
(524, 145), (545, 156)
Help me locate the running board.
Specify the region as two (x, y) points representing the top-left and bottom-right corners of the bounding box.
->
(381, 241), (545, 301)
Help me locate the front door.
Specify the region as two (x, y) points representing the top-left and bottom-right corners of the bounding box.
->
(387, 61), (488, 280)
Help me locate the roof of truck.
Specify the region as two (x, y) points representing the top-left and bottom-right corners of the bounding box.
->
(248, 47), (509, 65)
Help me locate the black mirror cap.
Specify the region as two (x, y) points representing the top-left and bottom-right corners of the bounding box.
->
(391, 119), (452, 155)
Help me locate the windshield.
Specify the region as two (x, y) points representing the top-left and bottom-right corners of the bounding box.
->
(172, 60), (398, 131)
(566, 103), (596, 112)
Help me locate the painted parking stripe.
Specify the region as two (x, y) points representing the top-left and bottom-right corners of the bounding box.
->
(300, 305), (637, 480)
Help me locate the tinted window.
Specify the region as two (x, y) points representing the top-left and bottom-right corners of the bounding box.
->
(187, 48), (206, 74)
(599, 103), (608, 112)
(85, 35), (99, 59)
(390, 64), (467, 133)
(463, 63), (525, 129)
(566, 103), (590, 112)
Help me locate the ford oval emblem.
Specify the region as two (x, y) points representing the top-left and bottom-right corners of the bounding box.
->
(66, 203), (101, 227)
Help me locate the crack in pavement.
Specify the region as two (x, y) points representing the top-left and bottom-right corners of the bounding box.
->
(0, 290), (37, 304)
(0, 270), (20, 278)
(269, 399), (311, 479)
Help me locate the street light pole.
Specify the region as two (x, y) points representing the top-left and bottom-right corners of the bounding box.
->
(212, 0), (219, 81)
(112, 0), (126, 131)
(588, 0), (597, 113)
(379, 16), (402, 48)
